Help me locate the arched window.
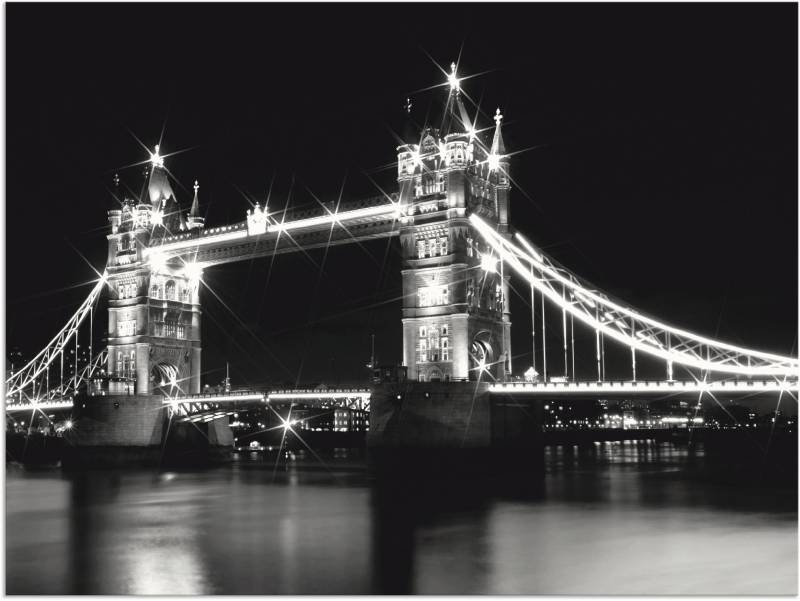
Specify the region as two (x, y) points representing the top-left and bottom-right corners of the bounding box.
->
(130, 350), (136, 376)
(116, 351), (123, 375)
(165, 280), (177, 301)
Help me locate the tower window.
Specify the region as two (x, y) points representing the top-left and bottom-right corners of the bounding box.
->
(418, 285), (448, 308)
(439, 236), (448, 256)
(118, 320), (136, 337)
(466, 237), (474, 257)
(417, 240), (425, 259)
(419, 326), (427, 338)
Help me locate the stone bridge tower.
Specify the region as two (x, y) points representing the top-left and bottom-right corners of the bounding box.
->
(398, 64), (512, 382)
(106, 147), (203, 396)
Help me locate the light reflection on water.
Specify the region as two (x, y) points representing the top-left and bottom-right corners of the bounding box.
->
(6, 441), (797, 594)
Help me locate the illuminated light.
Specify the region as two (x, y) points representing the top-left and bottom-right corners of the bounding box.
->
(183, 262), (203, 282)
(447, 61), (460, 91)
(487, 153), (502, 172)
(480, 253), (497, 273)
(150, 209), (164, 226)
(513, 232), (543, 262)
(524, 366), (538, 382)
(150, 145), (164, 168)
(64, 420), (73, 430)
(162, 393), (264, 405)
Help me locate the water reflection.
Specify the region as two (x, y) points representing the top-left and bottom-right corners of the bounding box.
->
(6, 442), (797, 594)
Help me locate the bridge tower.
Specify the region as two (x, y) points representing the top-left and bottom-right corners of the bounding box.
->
(105, 147), (202, 396)
(398, 64), (512, 382)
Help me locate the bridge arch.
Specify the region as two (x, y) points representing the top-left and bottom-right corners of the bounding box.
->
(151, 362), (180, 397)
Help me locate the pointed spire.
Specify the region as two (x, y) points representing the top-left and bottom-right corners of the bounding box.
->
(447, 62), (460, 92)
(187, 179), (205, 230)
(441, 61), (472, 137)
(139, 163), (151, 205)
(402, 96), (419, 144)
(150, 144), (165, 168)
(113, 173), (126, 205)
(491, 107), (506, 155)
(146, 145), (177, 206)
(190, 180), (200, 217)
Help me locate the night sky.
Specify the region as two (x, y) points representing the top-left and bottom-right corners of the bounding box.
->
(6, 3), (798, 388)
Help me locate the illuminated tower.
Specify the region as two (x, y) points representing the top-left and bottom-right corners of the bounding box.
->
(398, 63), (512, 382)
(106, 147), (202, 396)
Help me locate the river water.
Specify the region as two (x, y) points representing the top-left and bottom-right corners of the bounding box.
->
(6, 441), (797, 595)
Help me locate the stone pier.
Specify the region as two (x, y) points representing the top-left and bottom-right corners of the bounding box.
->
(63, 395), (232, 468)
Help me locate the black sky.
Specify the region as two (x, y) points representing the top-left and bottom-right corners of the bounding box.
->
(6, 3), (798, 387)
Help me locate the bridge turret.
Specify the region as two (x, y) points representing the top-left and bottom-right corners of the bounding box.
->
(186, 180), (205, 230)
(105, 148), (202, 397)
(489, 108), (510, 228)
(398, 61), (512, 383)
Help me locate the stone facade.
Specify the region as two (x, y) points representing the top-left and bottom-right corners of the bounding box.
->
(397, 104), (512, 382)
(106, 161), (203, 396)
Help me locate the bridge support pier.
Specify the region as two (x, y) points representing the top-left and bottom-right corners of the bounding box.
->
(367, 381), (544, 475)
(63, 395), (232, 468)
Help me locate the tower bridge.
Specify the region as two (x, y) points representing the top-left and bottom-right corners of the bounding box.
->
(5, 62), (798, 463)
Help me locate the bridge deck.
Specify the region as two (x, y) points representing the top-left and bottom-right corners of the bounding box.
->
(490, 379), (798, 398)
(148, 196), (400, 266)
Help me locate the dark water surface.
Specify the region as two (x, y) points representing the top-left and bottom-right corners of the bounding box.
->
(6, 442), (797, 594)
